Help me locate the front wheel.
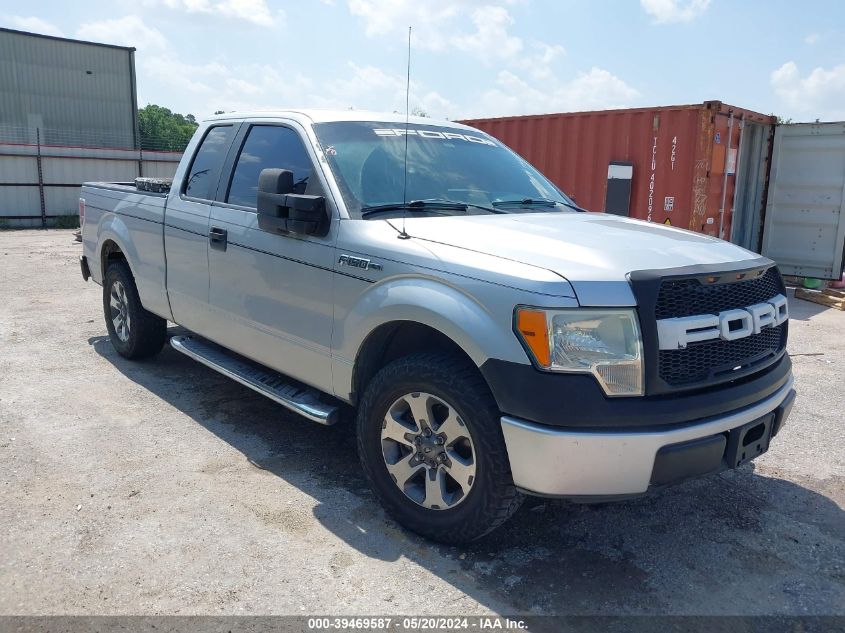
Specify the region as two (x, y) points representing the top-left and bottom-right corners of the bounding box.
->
(103, 261), (167, 359)
(357, 353), (523, 543)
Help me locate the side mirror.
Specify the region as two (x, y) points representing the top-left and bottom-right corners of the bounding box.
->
(256, 168), (329, 236)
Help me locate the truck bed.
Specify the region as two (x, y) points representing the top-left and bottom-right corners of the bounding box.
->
(80, 181), (171, 319)
(83, 181), (169, 197)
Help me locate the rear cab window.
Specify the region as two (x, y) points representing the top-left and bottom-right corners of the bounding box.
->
(183, 125), (236, 200)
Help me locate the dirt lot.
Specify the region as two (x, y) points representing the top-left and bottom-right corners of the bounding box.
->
(0, 229), (842, 616)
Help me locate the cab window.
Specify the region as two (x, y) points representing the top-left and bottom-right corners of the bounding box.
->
(226, 125), (320, 209)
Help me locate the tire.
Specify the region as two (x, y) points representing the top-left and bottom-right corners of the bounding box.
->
(357, 352), (523, 543)
(103, 260), (167, 359)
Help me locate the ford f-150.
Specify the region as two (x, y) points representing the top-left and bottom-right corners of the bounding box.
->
(80, 110), (796, 542)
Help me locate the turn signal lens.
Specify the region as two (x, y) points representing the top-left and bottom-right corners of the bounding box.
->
(515, 308), (550, 368)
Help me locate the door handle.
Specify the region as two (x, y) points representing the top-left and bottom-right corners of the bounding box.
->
(209, 227), (227, 251)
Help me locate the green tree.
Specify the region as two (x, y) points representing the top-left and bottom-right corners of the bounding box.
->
(138, 104), (199, 151)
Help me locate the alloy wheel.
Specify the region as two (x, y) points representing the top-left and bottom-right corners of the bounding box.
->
(109, 280), (131, 342)
(380, 392), (476, 510)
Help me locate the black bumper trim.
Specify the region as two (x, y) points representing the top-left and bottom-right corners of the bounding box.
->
(648, 388), (795, 489)
(480, 354), (792, 429)
(650, 434), (727, 486)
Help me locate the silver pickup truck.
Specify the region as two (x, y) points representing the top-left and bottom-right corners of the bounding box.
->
(80, 110), (796, 542)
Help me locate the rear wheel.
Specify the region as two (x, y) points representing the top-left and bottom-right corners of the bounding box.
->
(357, 353), (522, 543)
(103, 261), (167, 359)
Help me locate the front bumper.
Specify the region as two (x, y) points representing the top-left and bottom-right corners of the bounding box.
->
(501, 376), (795, 498)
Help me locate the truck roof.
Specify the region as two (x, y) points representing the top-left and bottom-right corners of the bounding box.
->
(205, 109), (475, 130)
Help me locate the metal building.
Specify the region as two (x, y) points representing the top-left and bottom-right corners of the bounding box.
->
(0, 28), (181, 227)
(0, 27), (139, 148)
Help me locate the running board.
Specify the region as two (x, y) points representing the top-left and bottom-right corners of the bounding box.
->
(169, 335), (339, 425)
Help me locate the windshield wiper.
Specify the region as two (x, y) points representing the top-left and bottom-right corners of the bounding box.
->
(492, 197), (588, 213)
(361, 200), (466, 218)
(555, 200), (588, 212)
(361, 198), (504, 218)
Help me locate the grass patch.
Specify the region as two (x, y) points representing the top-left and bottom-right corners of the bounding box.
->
(53, 214), (80, 229)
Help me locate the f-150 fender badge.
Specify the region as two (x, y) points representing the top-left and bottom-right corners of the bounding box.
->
(338, 254), (382, 271)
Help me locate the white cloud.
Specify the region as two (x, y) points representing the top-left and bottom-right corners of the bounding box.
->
(533, 41), (566, 65)
(322, 62), (456, 116)
(640, 0), (710, 24)
(2, 15), (64, 37)
(137, 55), (454, 120)
(141, 0), (281, 27)
(126, 0), (623, 122)
(346, 0), (527, 59)
(141, 56), (229, 95)
(76, 15), (167, 50)
(804, 32), (820, 45)
(517, 40), (566, 81)
(347, 0), (461, 49)
(451, 6), (522, 62)
(344, 1), (567, 93)
(771, 61), (845, 121)
(214, 0), (278, 26)
(471, 67), (639, 118)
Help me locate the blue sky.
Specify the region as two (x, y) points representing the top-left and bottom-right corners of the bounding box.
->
(2, 0), (844, 122)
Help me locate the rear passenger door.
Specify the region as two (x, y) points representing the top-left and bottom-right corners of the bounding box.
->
(205, 121), (338, 394)
(164, 123), (238, 333)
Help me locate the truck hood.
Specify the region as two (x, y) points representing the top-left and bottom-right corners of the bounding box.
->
(393, 212), (762, 305)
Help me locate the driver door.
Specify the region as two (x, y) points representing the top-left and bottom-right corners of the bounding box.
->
(205, 121), (338, 394)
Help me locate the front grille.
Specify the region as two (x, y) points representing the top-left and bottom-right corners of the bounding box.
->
(655, 267), (783, 319)
(659, 324), (786, 386)
(653, 266), (787, 389)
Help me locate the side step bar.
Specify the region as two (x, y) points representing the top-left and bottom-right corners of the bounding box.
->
(170, 335), (339, 425)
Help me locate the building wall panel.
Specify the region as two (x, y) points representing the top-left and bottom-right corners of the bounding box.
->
(0, 28), (136, 149)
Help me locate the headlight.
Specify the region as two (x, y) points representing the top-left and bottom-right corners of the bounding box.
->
(515, 307), (644, 396)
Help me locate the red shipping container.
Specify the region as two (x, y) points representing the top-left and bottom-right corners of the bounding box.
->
(462, 101), (776, 243)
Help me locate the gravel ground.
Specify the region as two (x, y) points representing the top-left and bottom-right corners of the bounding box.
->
(0, 229), (842, 616)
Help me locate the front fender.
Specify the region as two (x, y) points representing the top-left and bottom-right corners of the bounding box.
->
(331, 274), (575, 399)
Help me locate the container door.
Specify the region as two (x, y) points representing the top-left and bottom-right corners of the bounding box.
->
(730, 121), (772, 251)
(761, 122), (845, 279)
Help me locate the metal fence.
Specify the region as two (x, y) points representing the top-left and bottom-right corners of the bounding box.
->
(0, 122), (193, 152)
(0, 125), (184, 227)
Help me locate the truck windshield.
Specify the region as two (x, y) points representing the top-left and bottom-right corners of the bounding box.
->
(312, 121), (576, 219)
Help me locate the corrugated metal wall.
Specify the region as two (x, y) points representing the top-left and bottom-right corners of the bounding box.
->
(0, 28), (137, 149)
(0, 28), (181, 227)
(462, 102), (776, 244)
(0, 142), (181, 227)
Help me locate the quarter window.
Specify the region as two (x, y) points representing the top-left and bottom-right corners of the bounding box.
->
(227, 125), (319, 209)
(184, 125), (234, 200)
